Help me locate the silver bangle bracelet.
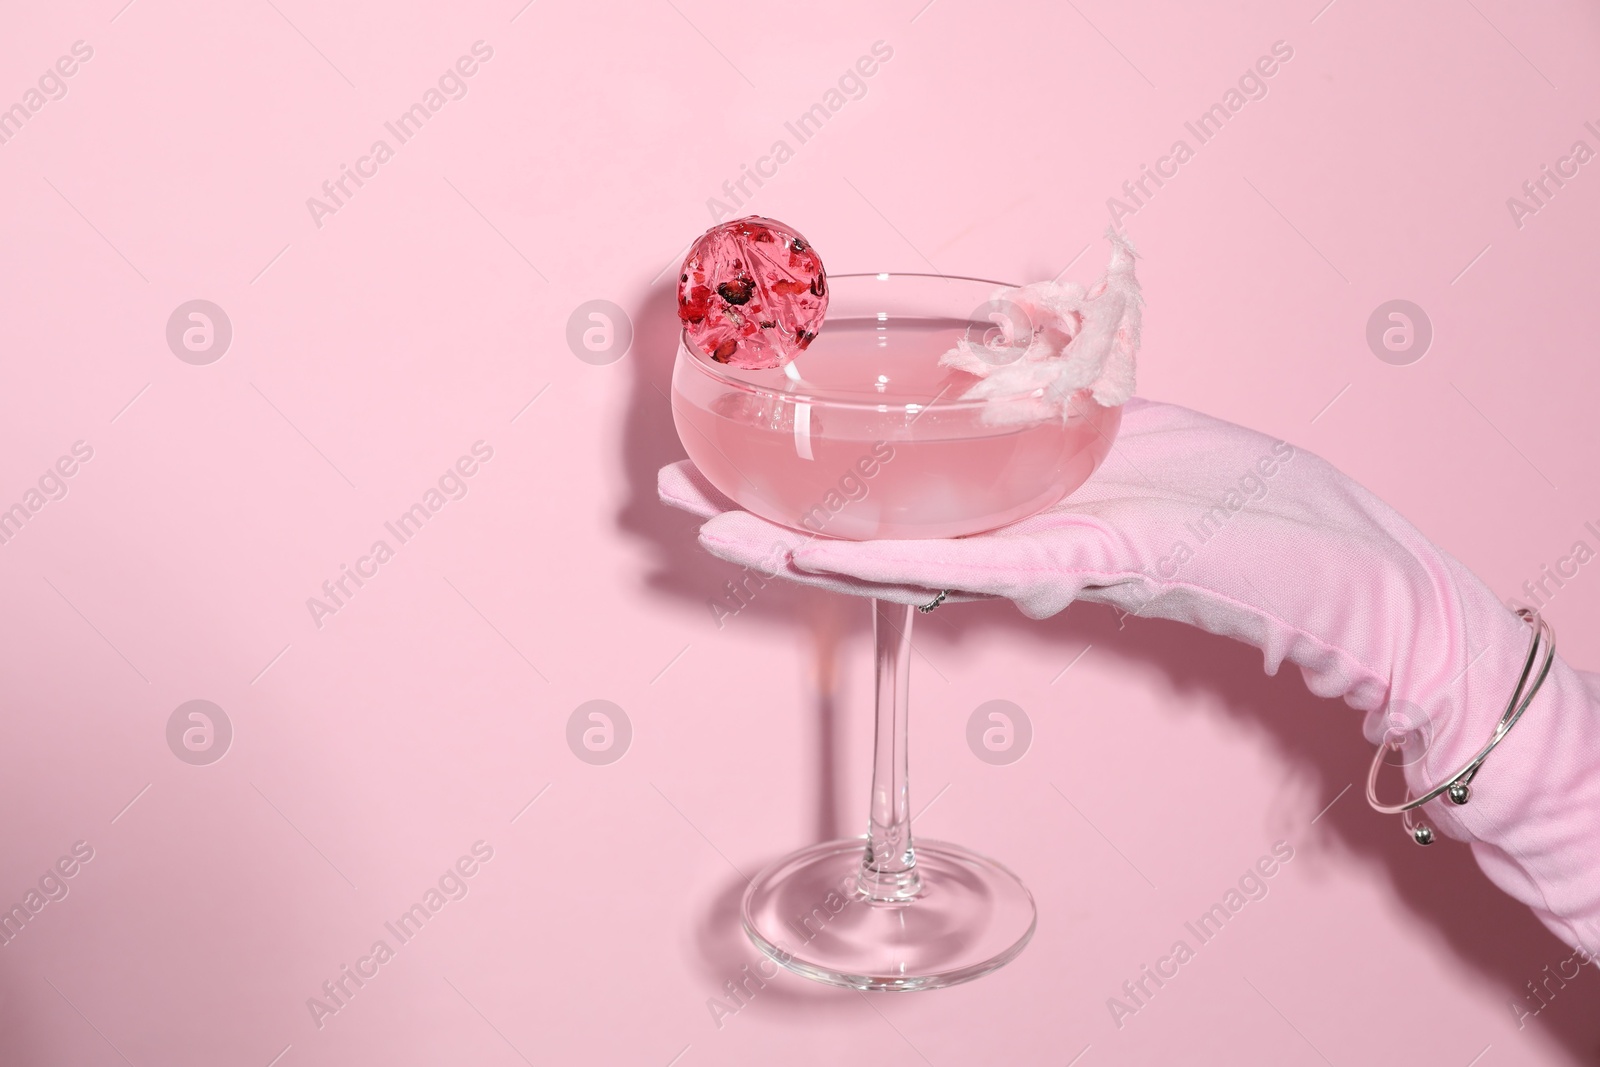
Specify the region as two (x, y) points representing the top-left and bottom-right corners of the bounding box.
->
(1366, 608), (1556, 847)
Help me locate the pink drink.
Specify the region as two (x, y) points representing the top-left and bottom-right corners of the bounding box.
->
(672, 295), (1120, 540)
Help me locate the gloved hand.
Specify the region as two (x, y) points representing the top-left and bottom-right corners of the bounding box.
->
(659, 397), (1600, 954)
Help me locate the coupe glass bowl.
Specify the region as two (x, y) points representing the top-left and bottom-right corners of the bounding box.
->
(671, 273), (1120, 540)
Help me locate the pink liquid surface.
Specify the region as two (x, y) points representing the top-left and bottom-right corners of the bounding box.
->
(673, 315), (1120, 540)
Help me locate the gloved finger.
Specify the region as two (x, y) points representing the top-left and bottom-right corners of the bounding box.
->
(657, 459), (736, 520)
(697, 510), (989, 607)
(789, 513), (1144, 616)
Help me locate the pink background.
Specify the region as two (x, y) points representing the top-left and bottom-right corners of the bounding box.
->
(2, 0), (1599, 1064)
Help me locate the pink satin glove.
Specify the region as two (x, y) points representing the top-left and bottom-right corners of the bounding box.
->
(659, 397), (1600, 953)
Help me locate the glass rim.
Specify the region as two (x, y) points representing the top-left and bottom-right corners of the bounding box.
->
(675, 271), (1107, 414)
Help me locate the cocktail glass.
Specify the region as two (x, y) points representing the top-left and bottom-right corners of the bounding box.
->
(670, 272), (1121, 991)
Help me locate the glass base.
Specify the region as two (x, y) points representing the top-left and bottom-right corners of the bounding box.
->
(741, 837), (1037, 992)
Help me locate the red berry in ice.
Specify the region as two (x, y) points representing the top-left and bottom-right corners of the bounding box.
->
(677, 216), (828, 370)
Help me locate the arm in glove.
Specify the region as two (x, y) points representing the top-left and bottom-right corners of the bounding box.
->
(659, 397), (1600, 954)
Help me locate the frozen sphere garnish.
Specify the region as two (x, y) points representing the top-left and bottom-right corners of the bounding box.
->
(677, 216), (828, 370)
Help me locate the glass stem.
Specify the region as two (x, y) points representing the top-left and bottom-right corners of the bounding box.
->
(858, 598), (922, 902)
